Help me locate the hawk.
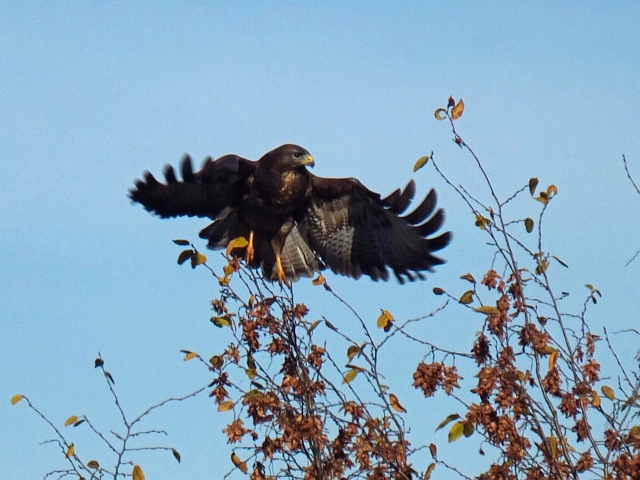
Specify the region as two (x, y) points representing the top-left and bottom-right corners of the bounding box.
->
(130, 144), (450, 283)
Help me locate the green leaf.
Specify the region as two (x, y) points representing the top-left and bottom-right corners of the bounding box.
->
(435, 413), (460, 432)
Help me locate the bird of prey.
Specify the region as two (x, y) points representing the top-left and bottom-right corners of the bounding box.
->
(130, 144), (450, 283)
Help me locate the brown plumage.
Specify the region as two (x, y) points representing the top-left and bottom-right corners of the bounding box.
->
(130, 144), (451, 283)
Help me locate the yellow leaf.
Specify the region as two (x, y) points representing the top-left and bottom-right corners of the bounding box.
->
(226, 236), (248, 256)
(548, 350), (558, 370)
(211, 316), (232, 328)
(376, 310), (394, 330)
(591, 390), (601, 408)
(474, 306), (500, 315)
(64, 415), (78, 427)
(528, 178), (539, 196)
(413, 155), (430, 172)
(460, 273), (476, 283)
(10, 394), (23, 405)
(434, 108), (447, 120)
(223, 264), (235, 276)
(246, 367), (257, 380)
(191, 252), (207, 268)
(217, 401), (234, 412)
(66, 443), (75, 458)
(218, 275), (231, 286)
(475, 214), (489, 230)
(548, 435), (558, 459)
(451, 99), (465, 120)
(525, 217), (534, 233)
(132, 464), (145, 480)
(183, 351), (198, 361)
(547, 184), (558, 196)
(424, 463), (436, 480)
(435, 413), (460, 431)
(342, 368), (360, 384)
(347, 345), (360, 361)
(448, 421), (465, 443)
(308, 319), (322, 333)
(231, 452), (248, 474)
(601, 385), (615, 400)
(538, 345), (557, 356)
(312, 274), (325, 286)
(87, 460), (100, 469)
(389, 393), (407, 413)
(459, 290), (474, 305)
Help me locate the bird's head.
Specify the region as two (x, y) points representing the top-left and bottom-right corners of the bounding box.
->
(260, 144), (315, 170)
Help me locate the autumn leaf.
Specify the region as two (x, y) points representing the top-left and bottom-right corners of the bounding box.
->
(87, 460), (100, 469)
(525, 217), (534, 233)
(66, 443), (75, 458)
(217, 400), (234, 412)
(389, 393), (407, 413)
(64, 415), (78, 427)
(434, 108), (447, 120)
(448, 421), (465, 442)
(191, 252), (207, 268)
(226, 236), (248, 256)
(528, 178), (539, 196)
(451, 99), (465, 120)
(413, 155), (430, 172)
(429, 443), (437, 459)
(459, 290), (474, 305)
(424, 463), (436, 480)
(211, 316), (232, 328)
(173, 239), (190, 246)
(475, 214), (489, 230)
(231, 452), (248, 474)
(172, 448), (181, 463)
(342, 368), (360, 384)
(177, 249), (193, 265)
(94, 357), (104, 368)
(312, 275), (325, 286)
(245, 367), (257, 380)
(10, 394), (23, 405)
(601, 385), (615, 400)
(209, 356), (223, 369)
(183, 351), (198, 361)
(591, 390), (601, 408)
(432, 287), (445, 295)
(347, 345), (360, 361)
(132, 464), (145, 480)
(460, 273), (476, 283)
(376, 310), (394, 330)
(436, 413), (460, 431)
(474, 305), (500, 315)
(548, 350), (558, 370)
(463, 422), (475, 437)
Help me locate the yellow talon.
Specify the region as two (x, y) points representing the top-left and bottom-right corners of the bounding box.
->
(275, 255), (289, 286)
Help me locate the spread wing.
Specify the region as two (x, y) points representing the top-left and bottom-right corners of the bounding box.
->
(301, 176), (451, 283)
(130, 154), (255, 219)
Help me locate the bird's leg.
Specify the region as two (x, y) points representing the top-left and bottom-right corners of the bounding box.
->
(275, 254), (289, 286)
(245, 230), (255, 265)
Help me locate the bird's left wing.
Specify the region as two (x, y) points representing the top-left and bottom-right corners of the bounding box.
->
(130, 154), (255, 219)
(301, 175), (450, 282)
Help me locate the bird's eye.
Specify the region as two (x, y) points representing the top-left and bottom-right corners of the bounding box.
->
(293, 152), (302, 158)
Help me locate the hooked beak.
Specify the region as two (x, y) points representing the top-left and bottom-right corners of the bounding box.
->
(300, 153), (315, 167)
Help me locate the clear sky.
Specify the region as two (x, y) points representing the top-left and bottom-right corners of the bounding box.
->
(2, 2), (639, 479)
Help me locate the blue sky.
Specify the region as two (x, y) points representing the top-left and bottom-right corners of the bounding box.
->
(2, 2), (639, 479)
